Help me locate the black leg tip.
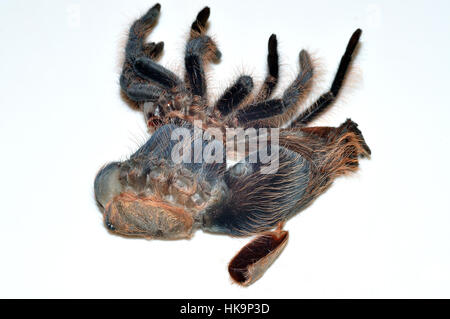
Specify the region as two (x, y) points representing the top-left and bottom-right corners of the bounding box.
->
(197, 7), (210, 26)
(155, 41), (164, 51)
(347, 29), (362, 53)
(143, 3), (161, 21)
(268, 34), (278, 54)
(267, 34), (279, 78)
(215, 48), (222, 61)
(143, 41), (164, 59)
(299, 49), (312, 69)
(191, 7), (210, 33)
(352, 28), (362, 41)
(152, 3), (161, 12)
(299, 49), (308, 59)
(151, 41), (164, 58)
(238, 75), (254, 90)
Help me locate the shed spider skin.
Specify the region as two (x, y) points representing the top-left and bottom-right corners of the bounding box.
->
(95, 4), (370, 286)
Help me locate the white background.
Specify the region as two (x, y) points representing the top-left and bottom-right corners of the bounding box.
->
(1, 0), (449, 298)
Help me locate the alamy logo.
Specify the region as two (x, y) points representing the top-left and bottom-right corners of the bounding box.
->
(170, 120), (280, 174)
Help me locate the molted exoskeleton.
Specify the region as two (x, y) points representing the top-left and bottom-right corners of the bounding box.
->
(95, 3), (370, 286)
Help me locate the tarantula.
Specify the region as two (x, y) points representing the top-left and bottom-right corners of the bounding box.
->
(94, 4), (370, 286)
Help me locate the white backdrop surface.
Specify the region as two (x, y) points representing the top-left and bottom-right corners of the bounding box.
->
(0, 0), (449, 298)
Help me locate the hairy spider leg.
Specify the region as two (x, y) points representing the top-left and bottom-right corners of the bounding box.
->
(121, 41), (165, 102)
(184, 7), (221, 100)
(124, 4), (162, 63)
(214, 34), (278, 116)
(133, 57), (182, 89)
(291, 29), (362, 126)
(235, 50), (314, 126)
(120, 4), (183, 102)
(253, 34), (279, 103)
(215, 75), (254, 116)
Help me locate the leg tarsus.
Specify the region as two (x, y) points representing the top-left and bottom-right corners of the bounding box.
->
(267, 34), (279, 79)
(330, 29), (362, 96)
(236, 50), (313, 125)
(254, 34), (279, 103)
(191, 6), (210, 36)
(282, 50), (314, 104)
(184, 7), (221, 99)
(125, 4), (162, 63)
(291, 29), (362, 126)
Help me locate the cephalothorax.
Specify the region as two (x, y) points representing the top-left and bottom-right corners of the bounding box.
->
(94, 4), (370, 286)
